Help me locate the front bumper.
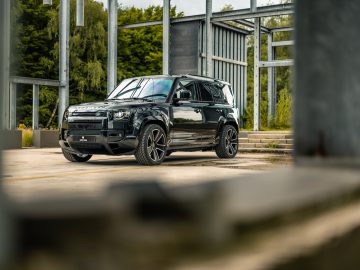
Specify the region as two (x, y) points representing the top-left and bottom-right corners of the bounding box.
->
(60, 130), (139, 155)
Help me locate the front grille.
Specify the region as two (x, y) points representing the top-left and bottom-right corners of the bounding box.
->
(71, 111), (107, 117)
(68, 121), (103, 130)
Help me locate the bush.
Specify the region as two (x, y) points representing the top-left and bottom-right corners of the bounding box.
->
(272, 89), (292, 129)
(18, 124), (33, 147)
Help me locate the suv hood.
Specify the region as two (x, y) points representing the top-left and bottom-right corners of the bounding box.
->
(68, 99), (156, 113)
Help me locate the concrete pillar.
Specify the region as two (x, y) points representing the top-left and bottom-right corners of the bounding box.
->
(163, 0), (170, 75)
(253, 17), (261, 131)
(205, 0), (213, 77)
(295, 0), (360, 157)
(107, 0), (118, 94)
(9, 83), (16, 130)
(58, 0), (70, 126)
(32, 85), (39, 130)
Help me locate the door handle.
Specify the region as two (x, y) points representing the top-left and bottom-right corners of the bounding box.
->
(194, 108), (201, 113)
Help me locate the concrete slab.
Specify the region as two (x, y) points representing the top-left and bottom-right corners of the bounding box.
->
(2, 148), (292, 202)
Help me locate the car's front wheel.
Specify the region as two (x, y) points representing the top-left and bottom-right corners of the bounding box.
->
(135, 124), (167, 165)
(215, 125), (238, 158)
(62, 148), (92, 162)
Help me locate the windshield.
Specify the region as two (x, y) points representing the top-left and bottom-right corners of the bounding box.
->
(107, 78), (174, 101)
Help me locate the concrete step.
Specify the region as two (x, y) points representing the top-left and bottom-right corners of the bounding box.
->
(248, 133), (293, 140)
(239, 143), (293, 149)
(238, 147), (292, 154)
(239, 138), (294, 144)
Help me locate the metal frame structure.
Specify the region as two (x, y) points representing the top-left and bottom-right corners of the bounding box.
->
(121, 0), (294, 130)
(4, 0), (294, 134)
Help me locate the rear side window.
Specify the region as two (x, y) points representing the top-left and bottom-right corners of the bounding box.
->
(222, 85), (234, 106)
(198, 82), (230, 104)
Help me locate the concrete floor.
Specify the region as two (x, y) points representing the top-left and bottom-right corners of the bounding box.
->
(2, 148), (292, 202)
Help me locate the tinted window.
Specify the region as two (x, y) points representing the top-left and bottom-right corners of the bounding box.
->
(136, 79), (173, 100)
(197, 82), (214, 102)
(173, 79), (198, 101)
(222, 85), (234, 106)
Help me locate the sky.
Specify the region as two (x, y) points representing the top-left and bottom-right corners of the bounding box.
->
(96, 0), (281, 15)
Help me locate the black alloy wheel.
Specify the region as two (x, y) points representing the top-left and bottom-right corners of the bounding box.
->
(215, 125), (238, 158)
(135, 124), (167, 165)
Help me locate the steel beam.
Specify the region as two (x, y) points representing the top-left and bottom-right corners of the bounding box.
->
(32, 85), (39, 130)
(259, 59), (294, 67)
(253, 18), (261, 131)
(200, 54), (247, 66)
(119, 4), (294, 30)
(9, 83), (16, 130)
(272, 40), (294, 47)
(76, 0), (84, 27)
(43, 0), (52, 5)
(212, 4), (294, 22)
(163, 0), (170, 75)
(205, 0), (213, 77)
(267, 33), (276, 126)
(235, 19), (270, 33)
(9, 76), (60, 87)
(58, 0), (70, 127)
(107, 0), (118, 94)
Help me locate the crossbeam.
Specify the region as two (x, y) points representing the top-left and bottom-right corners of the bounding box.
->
(9, 76), (61, 87)
(259, 59), (294, 68)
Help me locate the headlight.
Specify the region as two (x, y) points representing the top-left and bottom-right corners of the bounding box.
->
(63, 110), (69, 121)
(113, 111), (130, 120)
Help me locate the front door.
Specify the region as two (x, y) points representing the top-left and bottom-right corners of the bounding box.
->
(170, 79), (204, 147)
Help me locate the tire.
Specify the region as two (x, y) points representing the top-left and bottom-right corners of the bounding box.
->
(215, 125), (238, 159)
(135, 124), (167, 165)
(62, 148), (92, 162)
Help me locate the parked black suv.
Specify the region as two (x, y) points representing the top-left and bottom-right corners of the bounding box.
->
(59, 75), (239, 165)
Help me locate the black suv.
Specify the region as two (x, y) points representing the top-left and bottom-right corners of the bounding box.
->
(59, 75), (239, 165)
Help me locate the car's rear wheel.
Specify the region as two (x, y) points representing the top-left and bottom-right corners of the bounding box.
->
(215, 125), (238, 158)
(62, 148), (92, 162)
(135, 124), (167, 165)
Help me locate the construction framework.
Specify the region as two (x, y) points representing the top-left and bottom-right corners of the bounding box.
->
(2, 0), (294, 135)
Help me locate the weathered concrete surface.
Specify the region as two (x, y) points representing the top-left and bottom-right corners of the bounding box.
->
(32, 130), (59, 148)
(2, 148), (292, 202)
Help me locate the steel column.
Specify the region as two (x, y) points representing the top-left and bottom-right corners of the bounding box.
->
(107, 0), (118, 94)
(162, 0), (170, 75)
(1, 0), (10, 130)
(267, 32), (276, 126)
(9, 83), (16, 130)
(76, 0), (84, 27)
(58, 0), (70, 127)
(205, 0), (213, 77)
(251, 0), (257, 12)
(253, 17), (261, 131)
(32, 85), (39, 130)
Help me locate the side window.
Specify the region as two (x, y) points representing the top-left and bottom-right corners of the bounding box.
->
(197, 82), (214, 102)
(222, 85), (234, 106)
(173, 79), (198, 101)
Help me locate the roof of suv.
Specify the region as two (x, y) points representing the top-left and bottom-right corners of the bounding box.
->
(128, 74), (230, 86)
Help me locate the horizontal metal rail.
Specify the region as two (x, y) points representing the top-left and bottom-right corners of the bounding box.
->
(272, 40), (294, 47)
(270, 26), (294, 33)
(201, 54), (248, 67)
(259, 59), (294, 68)
(9, 76), (61, 87)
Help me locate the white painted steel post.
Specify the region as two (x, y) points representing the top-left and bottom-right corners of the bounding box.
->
(9, 83), (16, 130)
(76, 0), (85, 27)
(107, 0), (118, 94)
(253, 17), (261, 131)
(163, 0), (170, 75)
(206, 0), (213, 77)
(58, 0), (70, 127)
(32, 85), (39, 130)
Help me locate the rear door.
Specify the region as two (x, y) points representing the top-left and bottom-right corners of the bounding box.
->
(170, 79), (204, 147)
(197, 81), (226, 144)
